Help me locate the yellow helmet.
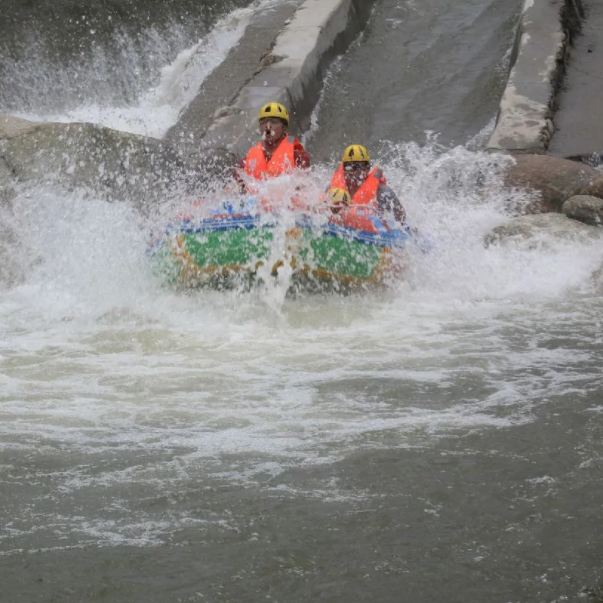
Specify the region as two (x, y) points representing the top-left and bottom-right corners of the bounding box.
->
(342, 144), (370, 163)
(327, 188), (350, 206)
(259, 102), (290, 125)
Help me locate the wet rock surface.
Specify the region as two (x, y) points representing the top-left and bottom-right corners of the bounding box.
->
(502, 153), (601, 213)
(0, 115), (236, 209)
(484, 212), (602, 249)
(486, 0), (571, 153)
(196, 0), (379, 160)
(580, 174), (603, 198)
(562, 194), (603, 226)
(0, 216), (22, 288)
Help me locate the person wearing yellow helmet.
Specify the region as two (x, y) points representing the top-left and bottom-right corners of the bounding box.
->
(327, 144), (406, 223)
(234, 102), (311, 193)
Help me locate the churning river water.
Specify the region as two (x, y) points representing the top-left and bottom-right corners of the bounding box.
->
(2, 1), (603, 602)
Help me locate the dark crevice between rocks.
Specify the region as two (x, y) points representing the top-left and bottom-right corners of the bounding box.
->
(568, 0), (586, 24)
(565, 152), (603, 167)
(563, 0), (585, 39)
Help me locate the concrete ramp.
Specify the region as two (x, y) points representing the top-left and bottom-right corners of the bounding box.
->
(165, 0), (377, 161)
(488, 0), (603, 160)
(548, 0), (603, 157)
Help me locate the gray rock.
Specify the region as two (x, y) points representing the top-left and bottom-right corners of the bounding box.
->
(562, 195), (603, 226)
(0, 219), (26, 289)
(579, 175), (603, 200)
(195, 0), (379, 160)
(485, 213), (602, 249)
(0, 114), (41, 139)
(486, 0), (573, 153)
(0, 115), (237, 210)
(0, 119), (171, 204)
(592, 265), (603, 294)
(0, 194), (26, 289)
(502, 153), (601, 214)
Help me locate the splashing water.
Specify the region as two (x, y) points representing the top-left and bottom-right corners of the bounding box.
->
(2, 131), (603, 603)
(3, 139), (603, 379)
(2, 0), (289, 137)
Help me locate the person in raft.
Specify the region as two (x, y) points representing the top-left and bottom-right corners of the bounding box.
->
(327, 144), (406, 224)
(234, 102), (311, 194)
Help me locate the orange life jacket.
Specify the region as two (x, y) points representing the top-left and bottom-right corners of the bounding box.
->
(329, 165), (386, 208)
(244, 136), (298, 180)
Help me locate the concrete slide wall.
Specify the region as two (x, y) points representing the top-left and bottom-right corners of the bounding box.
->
(487, 0), (583, 154)
(198, 0), (377, 159)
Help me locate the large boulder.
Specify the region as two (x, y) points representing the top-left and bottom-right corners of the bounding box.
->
(562, 195), (603, 226)
(502, 154), (601, 214)
(2, 121), (172, 200)
(579, 175), (603, 199)
(0, 114), (40, 139)
(0, 115), (237, 210)
(484, 213), (602, 250)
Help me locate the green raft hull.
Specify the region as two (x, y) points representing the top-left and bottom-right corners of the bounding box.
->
(150, 223), (407, 293)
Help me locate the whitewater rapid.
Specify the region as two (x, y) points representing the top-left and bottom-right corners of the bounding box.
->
(3, 155), (603, 555)
(3, 143), (603, 488)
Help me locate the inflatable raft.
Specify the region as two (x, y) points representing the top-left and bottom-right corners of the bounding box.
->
(148, 198), (429, 293)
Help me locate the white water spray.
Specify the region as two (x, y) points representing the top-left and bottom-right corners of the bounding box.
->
(6, 0), (288, 137)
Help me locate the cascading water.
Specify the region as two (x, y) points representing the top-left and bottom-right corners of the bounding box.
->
(2, 1), (603, 602)
(1, 0), (288, 137)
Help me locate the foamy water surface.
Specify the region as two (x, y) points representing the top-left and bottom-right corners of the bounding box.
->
(3, 142), (603, 558)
